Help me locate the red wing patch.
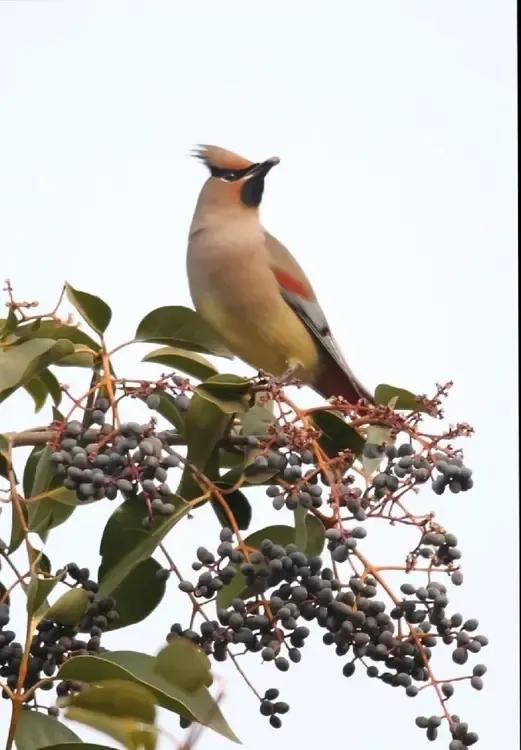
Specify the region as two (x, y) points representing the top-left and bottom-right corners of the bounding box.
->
(273, 268), (313, 300)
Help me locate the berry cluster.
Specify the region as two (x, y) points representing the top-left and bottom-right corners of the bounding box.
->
(168, 519), (487, 742)
(49, 400), (182, 517)
(432, 456), (474, 495)
(0, 563), (118, 704)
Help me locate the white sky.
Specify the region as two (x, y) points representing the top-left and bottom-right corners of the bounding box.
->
(0, 2), (518, 749)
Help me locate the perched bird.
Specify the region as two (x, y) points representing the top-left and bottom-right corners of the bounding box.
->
(186, 145), (373, 404)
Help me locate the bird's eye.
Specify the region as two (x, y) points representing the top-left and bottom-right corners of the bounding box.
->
(224, 171), (238, 181)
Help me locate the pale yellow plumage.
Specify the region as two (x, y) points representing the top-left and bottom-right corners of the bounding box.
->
(186, 145), (372, 403)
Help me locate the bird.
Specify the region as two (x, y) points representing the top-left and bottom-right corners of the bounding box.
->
(186, 145), (373, 404)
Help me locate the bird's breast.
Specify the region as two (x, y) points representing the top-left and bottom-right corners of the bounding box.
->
(186, 225), (319, 377)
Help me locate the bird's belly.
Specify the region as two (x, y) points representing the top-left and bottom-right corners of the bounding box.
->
(198, 292), (318, 378)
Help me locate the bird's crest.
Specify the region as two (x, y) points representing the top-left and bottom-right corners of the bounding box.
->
(191, 145), (254, 171)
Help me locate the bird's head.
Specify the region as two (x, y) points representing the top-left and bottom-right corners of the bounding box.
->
(192, 145), (280, 209)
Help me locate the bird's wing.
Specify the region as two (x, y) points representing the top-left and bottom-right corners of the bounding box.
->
(264, 230), (372, 401)
(264, 231), (346, 364)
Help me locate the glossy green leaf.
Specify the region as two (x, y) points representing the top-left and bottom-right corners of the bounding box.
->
(45, 588), (90, 626)
(177, 394), (230, 501)
(0, 581), (10, 606)
(54, 346), (97, 368)
(196, 374), (251, 414)
(155, 637), (213, 692)
(240, 405), (274, 436)
(375, 383), (431, 412)
(23, 445), (45, 497)
(14, 711), (81, 750)
(26, 447), (77, 534)
(218, 448), (278, 488)
(64, 690), (156, 750)
(100, 558), (167, 631)
(211, 483), (252, 531)
(40, 368), (62, 404)
(294, 505), (308, 551)
(135, 306), (232, 357)
(10, 319), (100, 351)
(31, 445), (54, 496)
(311, 410), (365, 457)
(28, 545), (52, 575)
(23, 374), (50, 412)
(0, 309), (18, 340)
(66, 680), (156, 730)
(28, 496), (75, 536)
(65, 283), (112, 336)
(142, 346), (217, 381)
(138, 391), (184, 434)
(97, 496), (189, 597)
(27, 574), (62, 619)
(66, 709), (156, 750)
(8, 499), (28, 554)
(29, 485), (88, 507)
(57, 652), (238, 742)
(0, 338), (74, 401)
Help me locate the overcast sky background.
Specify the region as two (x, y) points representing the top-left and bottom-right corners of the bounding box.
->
(0, 2), (518, 749)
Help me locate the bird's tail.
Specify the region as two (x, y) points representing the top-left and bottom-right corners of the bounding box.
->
(315, 359), (373, 405)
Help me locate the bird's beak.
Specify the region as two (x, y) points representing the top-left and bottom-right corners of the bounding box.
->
(251, 156), (280, 177)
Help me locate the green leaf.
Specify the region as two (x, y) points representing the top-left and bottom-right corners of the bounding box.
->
(28, 545), (52, 575)
(28, 495), (76, 536)
(196, 374), (251, 414)
(8, 500), (28, 554)
(217, 516), (325, 608)
(155, 637), (213, 692)
(218, 448), (278, 488)
(0, 581), (11, 606)
(23, 445), (45, 497)
(142, 346), (217, 381)
(14, 711), (81, 750)
(0, 308), (19, 340)
(294, 505), (308, 551)
(65, 283), (112, 336)
(137, 391), (184, 434)
(177, 394), (230, 501)
(57, 652), (238, 743)
(0, 338), (74, 401)
(40, 368), (62, 403)
(26, 573), (61, 619)
(67, 680), (156, 722)
(25, 447), (77, 535)
(10, 319), (100, 351)
(240, 404), (275, 436)
(97, 497), (190, 597)
(100, 558), (167, 631)
(40, 745), (118, 750)
(54, 346), (97, 368)
(30, 445), (54, 496)
(311, 410), (365, 457)
(64, 680), (157, 750)
(211, 483), (252, 531)
(66, 712), (155, 750)
(29, 485), (88, 507)
(135, 306), (232, 357)
(23, 374), (50, 412)
(375, 383), (431, 412)
(45, 588), (90, 626)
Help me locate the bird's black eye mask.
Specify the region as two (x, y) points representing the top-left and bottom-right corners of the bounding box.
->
(209, 164), (260, 181)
